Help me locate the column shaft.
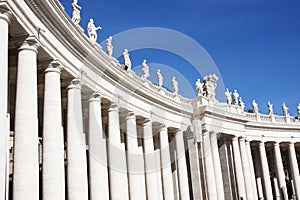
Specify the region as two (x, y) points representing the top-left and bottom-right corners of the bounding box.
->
(42, 62), (65, 200)
(0, 10), (11, 200)
(159, 126), (175, 200)
(202, 131), (217, 199)
(143, 120), (163, 200)
(126, 112), (146, 200)
(239, 138), (254, 199)
(289, 142), (300, 199)
(219, 142), (234, 200)
(88, 94), (109, 200)
(232, 136), (246, 199)
(245, 140), (259, 199)
(13, 38), (39, 200)
(67, 79), (88, 200)
(210, 132), (225, 200)
(108, 103), (129, 200)
(175, 130), (190, 200)
(274, 142), (288, 200)
(258, 141), (273, 199)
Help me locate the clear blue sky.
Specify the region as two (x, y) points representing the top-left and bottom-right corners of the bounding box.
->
(60, 0), (300, 116)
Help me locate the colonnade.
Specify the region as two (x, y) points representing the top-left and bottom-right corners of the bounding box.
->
(201, 132), (300, 200)
(0, 9), (191, 199)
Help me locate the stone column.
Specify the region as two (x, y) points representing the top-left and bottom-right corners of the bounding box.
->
(239, 137), (254, 199)
(0, 9), (11, 200)
(288, 141), (300, 199)
(142, 119), (163, 200)
(202, 131), (217, 199)
(210, 132), (225, 200)
(245, 140), (259, 199)
(13, 37), (40, 200)
(88, 93), (109, 200)
(107, 102), (129, 200)
(66, 79), (88, 200)
(126, 111), (146, 200)
(273, 142), (288, 200)
(175, 130), (190, 200)
(159, 126), (175, 200)
(258, 141), (273, 199)
(232, 136), (246, 199)
(42, 61), (65, 200)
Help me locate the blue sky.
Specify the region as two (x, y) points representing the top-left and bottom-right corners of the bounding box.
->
(60, 0), (300, 116)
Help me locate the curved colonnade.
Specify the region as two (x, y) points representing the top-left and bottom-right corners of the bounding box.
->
(0, 0), (299, 200)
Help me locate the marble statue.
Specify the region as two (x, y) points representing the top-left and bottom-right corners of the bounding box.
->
(157, 69), (163, 88)
(239, 97), (245, 111)
(172, 77), (178, 94)
(225, 88), (232, 105)
(233, 90), (239, 105)
(123, 49), (131, 70)
(297, 103), (300, 118)
(252, 100), (258, 114)
(267, 101), (273, 115)
(141, 60), (150, 79)
(71, 0), (81, 25)
(106, 36), (113, 56)
(195, 79), (204, 96)
(282, 102), (289, 116)
(87, 18), (102, 43)
(203, 74), (218, 99)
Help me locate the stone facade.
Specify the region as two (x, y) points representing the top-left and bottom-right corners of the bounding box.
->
(0, 0), (299, 200)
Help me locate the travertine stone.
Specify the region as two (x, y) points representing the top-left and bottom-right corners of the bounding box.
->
(239, 137), (254, 200)
(232, 136), (246, 199)
(210, 132), (224, 200)
(126, 111), (146, 200)
(108, 103), (129, 200)
(258, 141), (273, 199)
(288, 142), (300, 199)
(142, 119), (163, 200)
(0, 9), (11, 200)
(88, 93), (109, 200)
(175, 130), (190, 200)
(159, 126), (175, 200)
(67, 79), (88, 200)
(202, 131), (217, 199)
(273, 142), (288, 200)
(13, 37), (40, 200)
(245, 140), (259, 199)
(42, 61), (65, 200)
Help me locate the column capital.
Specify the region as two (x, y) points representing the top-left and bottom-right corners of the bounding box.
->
(141, 118), (152, 126)
(209, 131), (219, 137)
(202, 130), (210, 136)
(126, 111), (136, 120)
(18, 36), (40, 53)
(273, 141), (281, 146)
(158, 124), (168, 132)
(89, 92), (102, 102)
(67, 78), (82, 90)
(290, 136), (296, 144)
(232, 136), (239, 141)
(0, 7), (12, 24)
(239, 136), (246, 142)
(175, 129), (183, 135)
(45, 60), (62, 74)
(108, 102), (119, 112)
